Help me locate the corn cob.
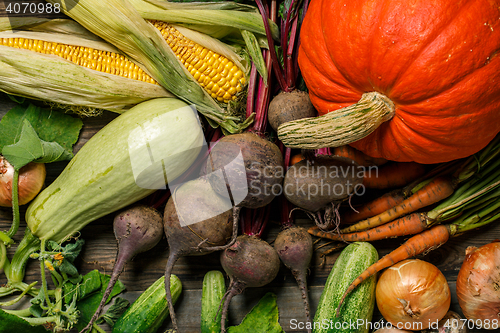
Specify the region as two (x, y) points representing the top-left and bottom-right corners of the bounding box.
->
(0, 36), (157, 84)
(0, 30), (172, 114)
(151, 21), (245, 103)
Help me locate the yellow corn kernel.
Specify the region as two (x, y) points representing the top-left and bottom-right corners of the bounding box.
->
(0, 37), (157, 84)
(150, 20), (245, 103)
(217, 77), (227, 88)
(193, 71), (201, 81)
(211, 83), (220, 94)
(206, 81), (215, 91)
(227, 87), (237, 97)
(207, 68), (218, 78)
(212, 73), (222, 83)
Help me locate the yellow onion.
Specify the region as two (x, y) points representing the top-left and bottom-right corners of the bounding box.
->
(376, 259), (451, 331)
(456, 241), (500, 325)
(0, 156), (46, 207)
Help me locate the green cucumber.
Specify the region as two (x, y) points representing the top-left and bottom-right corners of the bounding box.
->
(313, 242), (378, 333)
(26, 98), (204, 242)
(112, 275), (182, 333)
(201, 270), (226, 333)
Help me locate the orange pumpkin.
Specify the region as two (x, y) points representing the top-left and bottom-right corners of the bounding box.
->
(283, 0), (500, 163)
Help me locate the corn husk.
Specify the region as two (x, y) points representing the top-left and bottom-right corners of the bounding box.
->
(0, 17), (51, 32)
(241, 30), (268, 85)
(0, 30), (172, 114)
(129, 0), (279, 41)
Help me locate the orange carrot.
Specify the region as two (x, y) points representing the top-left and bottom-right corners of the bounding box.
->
(342, 189), (406, 224)
(336, 224), (451, 317)
(333, 145), (388, 167)
(309, 213), (428, 242)
(290, 153), (304, 165)
(363, 161), (427, 189)
(341, 176), (455, 233)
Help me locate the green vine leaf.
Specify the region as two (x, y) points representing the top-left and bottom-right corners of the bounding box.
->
(2, 120), (73, 169)
(0, 309), (48, 333)
(0, 103), (82, 158)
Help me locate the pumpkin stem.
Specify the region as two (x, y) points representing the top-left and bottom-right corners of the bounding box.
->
(277, 92), (395, 149)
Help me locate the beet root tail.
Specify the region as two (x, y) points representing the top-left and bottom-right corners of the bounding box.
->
(165, 251), (180, 331)
(293, 269), (311, 333)
(202, 207), (241, 252)
(220, 280), (245, 333)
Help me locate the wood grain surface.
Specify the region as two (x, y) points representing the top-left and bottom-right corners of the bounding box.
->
(1, 93), (498, 333)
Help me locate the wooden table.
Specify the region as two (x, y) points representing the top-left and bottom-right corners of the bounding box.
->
(1, 94), (498, 333)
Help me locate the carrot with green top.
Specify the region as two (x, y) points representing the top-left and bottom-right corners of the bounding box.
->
(341, 176), (456, 233)
(309, 213), (429, 242)
(343, 159), (463, 225)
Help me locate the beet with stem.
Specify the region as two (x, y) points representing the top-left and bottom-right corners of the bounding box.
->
(219, 234), (280, 333)
(284, 155), (364, 229)
(79, 205), (164, 333)
(163, 177), (234, 331)
(274, 226), (313, 331)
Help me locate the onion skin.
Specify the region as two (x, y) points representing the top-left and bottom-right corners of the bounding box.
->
(0, 156), (46, 207)
(456, 241), (500, 324)
(376, 259), (451, 331)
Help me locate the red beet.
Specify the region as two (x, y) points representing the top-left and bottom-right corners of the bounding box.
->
(219, 235), (280, 332)
(206, 132), (284, 209)
(79, 205), (163, 333)
(163, 177), (235, 330)
(274, 226), (313, 332)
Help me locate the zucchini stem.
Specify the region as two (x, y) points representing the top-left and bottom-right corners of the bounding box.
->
(6, 169), (20, 238)
(0, 281), (37, 307)
(6, 228), (40, 284)
(0, 230), (13, 245)
(0, 239), (7, 273)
